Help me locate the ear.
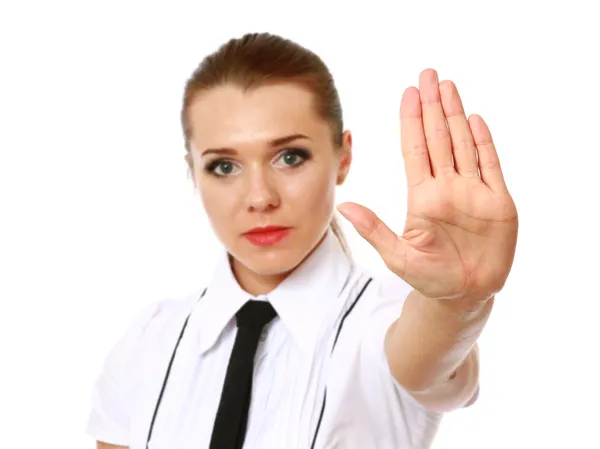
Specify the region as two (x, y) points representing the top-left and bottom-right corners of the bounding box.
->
(184, 153), (197, 187)
(336, 130), (353, 185)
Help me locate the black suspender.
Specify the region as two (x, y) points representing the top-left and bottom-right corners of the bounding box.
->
(145, 288), (207, 449)
(310, 277), (373, 449)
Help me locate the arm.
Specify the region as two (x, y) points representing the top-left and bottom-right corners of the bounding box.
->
(385, 289), (492, 412)
(337, 69), (517, 413)
(98, 443), (128, 449)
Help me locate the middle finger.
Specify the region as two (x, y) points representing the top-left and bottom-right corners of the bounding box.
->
(419, 69), (455, 177)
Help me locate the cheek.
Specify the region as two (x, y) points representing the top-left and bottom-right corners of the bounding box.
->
(282, 164), (337, 216)
(199, 181), (238, 225)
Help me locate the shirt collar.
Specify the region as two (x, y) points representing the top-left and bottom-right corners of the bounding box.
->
(194, 228), (353, 356)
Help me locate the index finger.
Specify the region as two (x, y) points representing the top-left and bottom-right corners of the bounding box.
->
(400, 86), (432, 187)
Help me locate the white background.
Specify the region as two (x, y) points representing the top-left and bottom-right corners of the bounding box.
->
(1, 1), (599, 448)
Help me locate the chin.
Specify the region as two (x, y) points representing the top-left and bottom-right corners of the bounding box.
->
(224, 225), (327, 277)
(236, 246), (302, 277)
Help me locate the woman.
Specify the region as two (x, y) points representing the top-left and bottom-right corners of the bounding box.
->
(87, 32), (518, 449)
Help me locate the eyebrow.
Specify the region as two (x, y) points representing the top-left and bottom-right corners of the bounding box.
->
(200, 133), (311, 157)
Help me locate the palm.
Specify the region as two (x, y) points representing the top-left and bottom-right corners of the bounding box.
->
(400, 172), (517, 300)
(339, 69), (518, 301)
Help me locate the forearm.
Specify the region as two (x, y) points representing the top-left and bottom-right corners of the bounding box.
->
(385, 289), (493, 406)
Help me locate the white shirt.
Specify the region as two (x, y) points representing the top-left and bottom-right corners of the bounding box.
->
(86, 229), (443, 449)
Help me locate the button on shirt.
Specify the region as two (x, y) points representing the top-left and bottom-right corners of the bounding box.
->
(86, 229), (443, 449)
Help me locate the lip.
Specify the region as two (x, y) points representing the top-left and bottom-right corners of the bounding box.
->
(243, 226), (292, 247)
(244, 225), (290, 235)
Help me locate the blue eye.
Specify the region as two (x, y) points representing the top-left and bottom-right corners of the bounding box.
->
(216, 162), (234, 175)
(205, 160), (241, 177)
(204, 148), (311, 178)
(274, 148), (311, 167)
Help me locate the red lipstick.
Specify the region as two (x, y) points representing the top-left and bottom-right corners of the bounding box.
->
(243, 226), (291, 247)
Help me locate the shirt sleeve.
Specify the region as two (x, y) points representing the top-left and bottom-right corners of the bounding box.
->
(85, 300), (169, 446)
(362, 274), (443, 447)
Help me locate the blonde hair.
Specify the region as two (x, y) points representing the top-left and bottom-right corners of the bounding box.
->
(181, 32), (351, 256)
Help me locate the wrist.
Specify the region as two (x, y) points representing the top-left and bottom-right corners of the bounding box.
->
(417, 289), (495, 316)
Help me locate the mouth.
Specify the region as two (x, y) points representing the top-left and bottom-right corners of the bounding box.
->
(243, 226), (292, 247)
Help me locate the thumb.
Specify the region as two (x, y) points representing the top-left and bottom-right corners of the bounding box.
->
(336, 202), (399, 259)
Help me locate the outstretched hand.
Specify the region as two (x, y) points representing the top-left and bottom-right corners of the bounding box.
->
(338, 69), (518, 303)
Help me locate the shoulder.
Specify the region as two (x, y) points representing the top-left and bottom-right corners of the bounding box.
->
(86, 287), (205, 445)
(115, 287), (203, 353)
(93, 286), (204, 385)
(348, 265), (414, 321)
(338, 266), (414, 346)
(331, 267), (443, 441)
(375, 272), (413, 302)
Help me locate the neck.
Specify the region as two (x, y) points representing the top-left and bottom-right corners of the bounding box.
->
(230, 256), (290, 296)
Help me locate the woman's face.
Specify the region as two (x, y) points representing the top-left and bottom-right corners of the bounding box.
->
(185, 82), (351, 277)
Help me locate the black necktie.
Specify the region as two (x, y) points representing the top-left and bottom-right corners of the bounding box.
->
(209, 300), (277, 449)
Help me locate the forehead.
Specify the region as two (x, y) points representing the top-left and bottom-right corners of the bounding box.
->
(188, 83), (331, 150)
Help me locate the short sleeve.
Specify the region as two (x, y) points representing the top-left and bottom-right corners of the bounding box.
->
(85, 300), (170, 446)
(362, 274), (443, 446)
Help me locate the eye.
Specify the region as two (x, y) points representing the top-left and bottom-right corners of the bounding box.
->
(273, 148), (311, 168)
(205, 160), (241, 177)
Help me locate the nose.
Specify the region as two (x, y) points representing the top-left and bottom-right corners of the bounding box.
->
(244, 166), (280, 212)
